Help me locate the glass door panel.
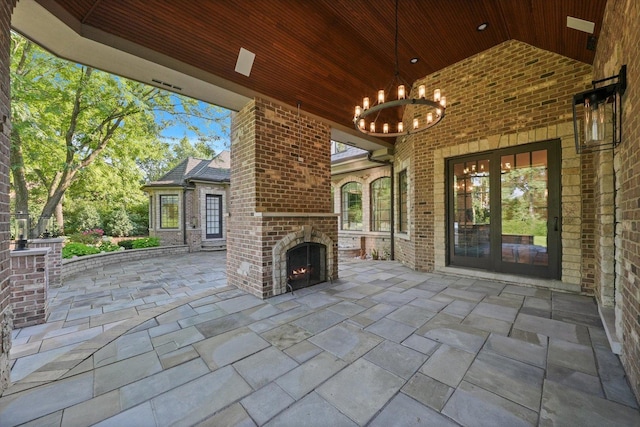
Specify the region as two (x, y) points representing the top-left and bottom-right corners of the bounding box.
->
(451, 158), (491, 267)
(500, 150), (549, 267)
(206, 194), (223, 239)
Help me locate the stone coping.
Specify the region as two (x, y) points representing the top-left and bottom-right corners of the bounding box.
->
(252, 212), (339, 217)
(61, 245), (189, 280)
(10, 248), (50, 257)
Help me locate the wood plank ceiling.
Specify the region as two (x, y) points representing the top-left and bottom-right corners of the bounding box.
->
(45, 0), (607, 136)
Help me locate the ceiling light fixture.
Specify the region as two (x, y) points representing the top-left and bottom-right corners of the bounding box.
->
(410, 57), (419, 64)
(477, 22), (488, 31)
(353, 0), (446, 138)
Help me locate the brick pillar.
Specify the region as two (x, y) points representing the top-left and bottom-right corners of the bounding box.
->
(10, 248), (50, 328)
(0, 0), (17, 393)
(227, 98), (338, 298)
(29, 238), (64, 288)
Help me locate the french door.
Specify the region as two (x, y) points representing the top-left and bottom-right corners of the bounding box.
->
(205, 194), (223, 239)
(447, 140), (561, 279)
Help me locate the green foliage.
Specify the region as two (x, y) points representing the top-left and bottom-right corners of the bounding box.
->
(118, 240), (134, 250)
(68, 228), (104, 245)
(62, 243), (100, 259)
(131, 237), (160, 249)
(77, 205), (102, 232)
(126, 202), (149, 236)
(9, 32), (230, 237)
(97, 241), (121, 253)
(106, 207), (134, 237)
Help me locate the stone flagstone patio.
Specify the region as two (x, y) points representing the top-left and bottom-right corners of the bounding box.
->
(0, 252), (638, 426)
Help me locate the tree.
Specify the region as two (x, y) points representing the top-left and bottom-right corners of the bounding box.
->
(10, 33), (229, 236)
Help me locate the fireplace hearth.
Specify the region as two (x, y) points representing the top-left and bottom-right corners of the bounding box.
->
(286, 242), (326, 291)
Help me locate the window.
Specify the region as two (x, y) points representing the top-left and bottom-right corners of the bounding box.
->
(160, 195), (179, 229)
(399, 170), (408, 232)
(371, 177), (391, 231)
(341, 182), (362, 230)
(148, 195), (153, 230)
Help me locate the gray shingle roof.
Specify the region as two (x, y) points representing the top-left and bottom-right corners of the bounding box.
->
(331, 145), (369, 163)
(144, 153), (230, 188)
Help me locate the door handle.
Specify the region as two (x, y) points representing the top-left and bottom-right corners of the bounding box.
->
(554, 216), (559, 231)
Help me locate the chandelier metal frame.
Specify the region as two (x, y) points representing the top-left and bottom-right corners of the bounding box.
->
(352, 0), (446, 138)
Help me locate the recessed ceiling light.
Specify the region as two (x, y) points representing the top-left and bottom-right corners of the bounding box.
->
(410, 57), (419, 64)
(477, 22), (488, 31)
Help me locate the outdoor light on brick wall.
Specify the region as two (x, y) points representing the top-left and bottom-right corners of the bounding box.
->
(573, 65), (627, 153)
(352, 0), (446, 138)
(15, 217), (28, 250)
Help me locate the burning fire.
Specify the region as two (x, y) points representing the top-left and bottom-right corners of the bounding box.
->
(292, 267), (308, 275)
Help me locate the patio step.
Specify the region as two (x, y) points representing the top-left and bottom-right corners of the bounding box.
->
(201, 242), (226, 252)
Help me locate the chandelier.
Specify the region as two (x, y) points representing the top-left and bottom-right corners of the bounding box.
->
(353, 0), (446, 138)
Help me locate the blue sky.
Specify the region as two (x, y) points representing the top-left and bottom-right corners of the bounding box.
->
(157, 100), (231, 153)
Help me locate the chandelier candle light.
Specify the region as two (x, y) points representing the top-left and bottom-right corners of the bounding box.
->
(353, 0), (446, 138)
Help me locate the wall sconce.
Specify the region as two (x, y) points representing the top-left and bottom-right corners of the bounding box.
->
(15, 217), (28, 250)
(573, 65), (627, 154)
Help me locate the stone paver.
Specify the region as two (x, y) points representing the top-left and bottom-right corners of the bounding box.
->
(1, 252), (638, 426)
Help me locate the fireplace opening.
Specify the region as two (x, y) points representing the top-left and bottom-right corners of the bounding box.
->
(286, 242), (326, 291)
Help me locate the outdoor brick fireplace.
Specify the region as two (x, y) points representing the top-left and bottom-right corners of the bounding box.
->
(227, 98), (338, 298)
(286, 243), (326, 290)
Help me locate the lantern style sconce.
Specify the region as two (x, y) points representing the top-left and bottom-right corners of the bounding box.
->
(572, 65), (627, 153)
(15, 217), (28, 250)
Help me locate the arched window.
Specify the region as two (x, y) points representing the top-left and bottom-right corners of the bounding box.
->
(341, 182), (362, 230)
(371, 177), (391, 232)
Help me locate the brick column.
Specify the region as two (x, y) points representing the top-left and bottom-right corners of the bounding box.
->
(227, 98), (338, 298)
(10, 248), (50, 328)
(0, 0), (18, 393)
(28, 238), (63, 288)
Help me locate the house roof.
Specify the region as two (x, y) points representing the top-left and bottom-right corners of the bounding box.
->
(331, 146), (370, 164)
(144, 151), (231, 188)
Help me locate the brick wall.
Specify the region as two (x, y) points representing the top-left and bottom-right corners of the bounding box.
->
(29, 238), (63, 288)
(0, 0), (16, 393)
(593, 0), (640, 401)
(227, 98), (337, 298)
(10, 249), (49, 328)
(395, 40), (593, 289)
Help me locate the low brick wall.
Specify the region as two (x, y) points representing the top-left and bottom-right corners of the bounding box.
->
(61, 245), (189, 281)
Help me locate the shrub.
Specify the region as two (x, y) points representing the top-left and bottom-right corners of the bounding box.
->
(62, 242), (100, 259)
(106, 207), (134, 237)
(67, 229), (101, 245)
(66, 204), (102, 234)
(98, 241), (121, 253)
(128, 202), (150, 236)
(131, 237), (160, 249)
(118, 240), (134, 250)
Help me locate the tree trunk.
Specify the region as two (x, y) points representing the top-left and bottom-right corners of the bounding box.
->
(55, 200), (64, 233)
(35, 171), (75, 237)
(10, 132), (29, 215)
